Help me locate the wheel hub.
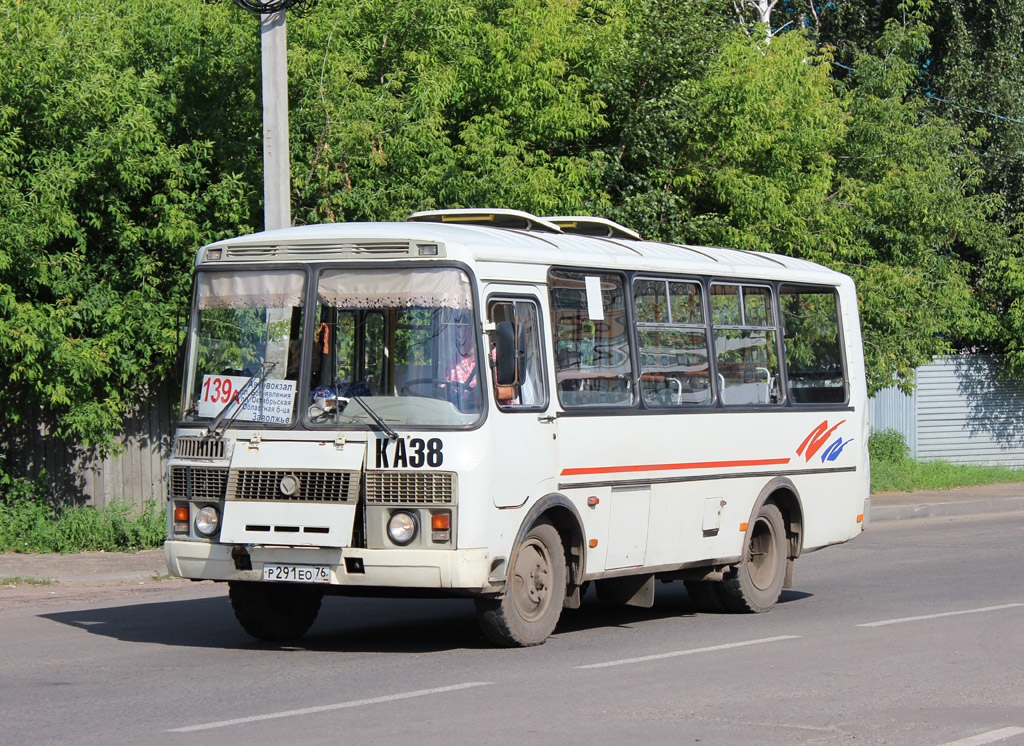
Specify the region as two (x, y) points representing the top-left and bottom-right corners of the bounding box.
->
(512, 540), (552, 620)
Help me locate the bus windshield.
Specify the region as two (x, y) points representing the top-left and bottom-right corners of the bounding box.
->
(182, 266), (483, 429)
(185, 269), (306, 426)
(309, 267), (482, 428)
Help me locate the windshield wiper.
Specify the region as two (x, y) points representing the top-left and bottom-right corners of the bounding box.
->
(345, 394), (399, 441)
(204, 361), (277, 438)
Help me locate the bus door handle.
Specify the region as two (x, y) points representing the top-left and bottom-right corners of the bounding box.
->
(537, 414), (556, 424)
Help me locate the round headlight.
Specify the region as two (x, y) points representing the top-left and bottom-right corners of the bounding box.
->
(387, 511), (418, 546)
(194, 506), (220, 537)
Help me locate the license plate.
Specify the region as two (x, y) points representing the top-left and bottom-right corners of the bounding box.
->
(262, 564), (331, 584)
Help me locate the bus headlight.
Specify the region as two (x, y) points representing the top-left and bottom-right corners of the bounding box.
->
(387, 511), (418, 546)
(194, 506), (220, 537)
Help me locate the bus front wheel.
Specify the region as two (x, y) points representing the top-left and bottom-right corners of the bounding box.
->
(476, 521), (566, 647)
(228, 581), (323, 642)
(719, 503), (787, 613)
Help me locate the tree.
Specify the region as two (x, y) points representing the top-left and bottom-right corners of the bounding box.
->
(595, 3), (1007, 391)
(0, 0), (256, 448)
(286, 0), (614, 223)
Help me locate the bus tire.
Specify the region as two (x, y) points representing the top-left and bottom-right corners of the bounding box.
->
(228, 581), (323, 642)
(719, 503), (787, 613)
(476, 521), (566, 647)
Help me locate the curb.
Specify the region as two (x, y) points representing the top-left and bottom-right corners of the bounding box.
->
(47, 571), (171, 585)
(871, 496), (1024, 523)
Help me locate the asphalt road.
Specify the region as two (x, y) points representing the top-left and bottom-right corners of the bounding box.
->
(1, 511), (1022, 746)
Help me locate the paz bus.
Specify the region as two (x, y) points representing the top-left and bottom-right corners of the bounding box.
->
(165, 208), (870, 647)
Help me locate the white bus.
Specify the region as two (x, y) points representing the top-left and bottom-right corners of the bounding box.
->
(165, 208), (870, 646)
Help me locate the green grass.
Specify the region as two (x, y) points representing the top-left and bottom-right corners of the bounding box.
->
(1, 576), (54, 586)
(869, 428), (1024, 493)
(0, 478), (166, 554)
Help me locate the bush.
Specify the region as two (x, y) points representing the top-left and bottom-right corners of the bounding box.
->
(868, 428), (910, 464)
(0, 488), (166, 554)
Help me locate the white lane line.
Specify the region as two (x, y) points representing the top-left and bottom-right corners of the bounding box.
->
(937, 727), (1024, 746)
(858, 603), (1024, 628)
(576, 635), (800, 670)
(167, 681), (493, 733)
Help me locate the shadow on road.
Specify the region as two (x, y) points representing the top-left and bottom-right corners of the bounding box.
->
(39, 582), (813, 653)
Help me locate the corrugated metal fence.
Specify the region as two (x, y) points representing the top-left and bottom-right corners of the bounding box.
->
(2, 385), (174, 511)
(868, 355), (1024, 467)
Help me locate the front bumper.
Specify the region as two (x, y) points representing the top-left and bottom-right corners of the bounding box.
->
(164, 540), (492, 591)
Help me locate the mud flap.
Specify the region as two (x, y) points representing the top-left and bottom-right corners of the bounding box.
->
(595, 574), (656, 608)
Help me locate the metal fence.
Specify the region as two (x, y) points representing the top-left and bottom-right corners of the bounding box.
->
(868, 355), (1024, 467)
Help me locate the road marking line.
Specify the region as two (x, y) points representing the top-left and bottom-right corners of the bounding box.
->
(937, 727), (1024, 746)
(857, 603), (1024, 628)
(575, 635), (801, 670)
(167, 681), (493, 733)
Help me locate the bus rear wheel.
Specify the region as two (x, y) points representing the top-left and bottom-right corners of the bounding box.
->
(476, 521), (566, 647)
(228, 581), (323, 641)
(719, 503), (787, 613)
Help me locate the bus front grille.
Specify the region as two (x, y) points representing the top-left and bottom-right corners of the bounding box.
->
(227, 469), (360, 503)
(365, 471), (456, 505)
(169, 466), (229, 502)
(173, 436), (229, 460)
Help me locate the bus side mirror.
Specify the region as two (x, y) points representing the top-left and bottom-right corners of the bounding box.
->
(494, 321), (518, 386)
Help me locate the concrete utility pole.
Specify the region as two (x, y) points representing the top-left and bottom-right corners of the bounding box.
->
(232, 0), (316, 229)
(261, 11), (291, 232)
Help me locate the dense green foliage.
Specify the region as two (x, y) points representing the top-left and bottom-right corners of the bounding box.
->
(0, 474), (165, 552)
(0, 0), (258, 447)
(3, 0), (1024, 468)
(868, 428), (1024, 493)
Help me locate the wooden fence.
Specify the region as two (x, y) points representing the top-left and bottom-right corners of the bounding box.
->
(2, 385), (175, 511)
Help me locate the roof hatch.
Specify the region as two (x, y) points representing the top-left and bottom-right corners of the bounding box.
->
(407, 208), (563, 234)
(544, 216), (642, 240)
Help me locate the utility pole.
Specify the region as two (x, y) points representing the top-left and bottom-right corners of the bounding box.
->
(261, 11), (291, 231)
(229, 0), (318, 231)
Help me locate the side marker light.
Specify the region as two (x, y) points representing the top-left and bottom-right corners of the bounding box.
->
(588, 539), (598, 548)
(739, 522), (749, 532)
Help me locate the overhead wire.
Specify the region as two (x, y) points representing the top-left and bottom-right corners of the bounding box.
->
(229, 0), (320, 18)
(830, 60), (1024, 126)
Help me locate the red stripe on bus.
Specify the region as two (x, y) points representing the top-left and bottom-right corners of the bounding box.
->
(560, 458), (792, 477)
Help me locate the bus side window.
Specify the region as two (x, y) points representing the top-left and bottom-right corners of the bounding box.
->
(780, 285), (847, 404)
(549, 270), (635, 408)
(634, 278), (712, 407)
(488, 299), (547, 409)
(711, 284), (781, 406)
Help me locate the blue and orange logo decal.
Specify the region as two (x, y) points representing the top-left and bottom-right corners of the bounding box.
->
(797, 420), (853, 463)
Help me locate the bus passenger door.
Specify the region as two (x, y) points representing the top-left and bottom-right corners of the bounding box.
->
(486, 291), (558, 508)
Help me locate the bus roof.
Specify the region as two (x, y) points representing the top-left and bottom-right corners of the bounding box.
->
(200, 213), (848, 285)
